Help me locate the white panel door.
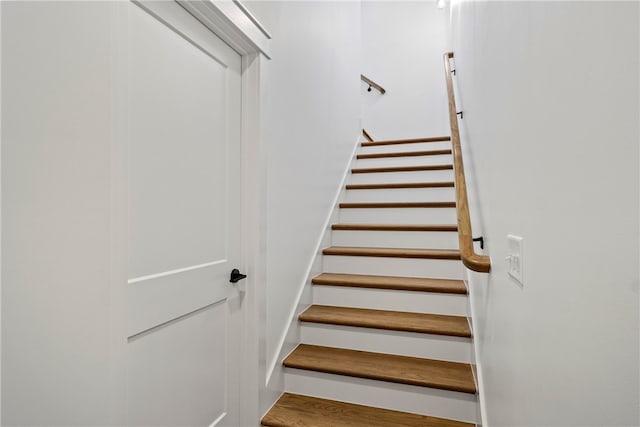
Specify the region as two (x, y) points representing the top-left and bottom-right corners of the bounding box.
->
(121, 2), (242, 426)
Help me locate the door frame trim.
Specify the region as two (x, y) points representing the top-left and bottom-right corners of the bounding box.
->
(178, 0), (271, 59)
(238, 51), (265, 427)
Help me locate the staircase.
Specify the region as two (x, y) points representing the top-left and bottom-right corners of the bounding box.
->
(261, 135), (478, 427)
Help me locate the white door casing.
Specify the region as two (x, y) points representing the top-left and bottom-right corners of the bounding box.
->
(121, 2), (242, 425)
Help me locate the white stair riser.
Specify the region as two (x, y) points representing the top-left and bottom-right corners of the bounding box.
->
(313, 285), (468, 316)
(359, 141), (452, 154)
(284, 369), (478, 424)
(354, 154), (452, 169)
(343, 187), (454, 203)
(323, 255), (464, 279)
(339, 207), (457, 224)
(331, 230), (459, 249)
(349, 170), (453, 184)
(300, 323), (473, 363)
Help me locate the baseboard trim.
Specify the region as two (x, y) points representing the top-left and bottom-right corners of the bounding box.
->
(466, 274), (488, 427)
(265, 132), (362, 385)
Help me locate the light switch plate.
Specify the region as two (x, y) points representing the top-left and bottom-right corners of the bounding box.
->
(507, 234), (524, 285)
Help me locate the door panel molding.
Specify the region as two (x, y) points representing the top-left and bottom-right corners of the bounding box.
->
(127, 299), (225, 342)
(127, 259), (228, 284)
(127, 264), (230, 338)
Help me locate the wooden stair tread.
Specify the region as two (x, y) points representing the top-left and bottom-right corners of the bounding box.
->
(361, 136), (451, 147)
(346, 181), (454, 189)
(261, 392), (473, 427)
(323, 246), (461, 260)
(283, 344), (477, 394)
(351, 164), (453, 174)
(339, 201), (456, 209)
(299, 305), (471, 337)
(332, 223), (457, 232)
(357, 149), (452, 160)
(312, 273), (467, 294)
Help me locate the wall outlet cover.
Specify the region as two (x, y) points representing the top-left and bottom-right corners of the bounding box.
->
(507, 234), (524, 285)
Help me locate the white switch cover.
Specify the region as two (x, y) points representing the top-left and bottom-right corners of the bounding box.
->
(507, 234), (524, 285)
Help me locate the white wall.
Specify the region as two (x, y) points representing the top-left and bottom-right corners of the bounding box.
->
(448, 1), (639, 425)
(242, 0), (362, 400)
(361, 1), (449, 140)
(1, 2), (113, 424)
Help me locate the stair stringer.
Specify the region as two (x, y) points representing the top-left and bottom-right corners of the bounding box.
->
(261, 134), (362, 418)
(466, 271), (490, 427)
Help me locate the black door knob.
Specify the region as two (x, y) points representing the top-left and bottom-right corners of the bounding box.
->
(229, 268), (247, 283)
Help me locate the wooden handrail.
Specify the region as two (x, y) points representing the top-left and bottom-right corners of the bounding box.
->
(362, 129), (375, 142)
(443, 52), (491, 273)
(361, 74), (386, 94)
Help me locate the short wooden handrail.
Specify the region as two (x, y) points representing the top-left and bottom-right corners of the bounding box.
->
(361, 74), (386, 94)
(443, 52), (491, 273)
(362, 129), (375, 142)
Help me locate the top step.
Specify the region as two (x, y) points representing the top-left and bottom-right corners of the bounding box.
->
(362, 136), (451, 147)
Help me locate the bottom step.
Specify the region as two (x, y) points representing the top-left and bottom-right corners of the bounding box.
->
(262, 392), (473, 427)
